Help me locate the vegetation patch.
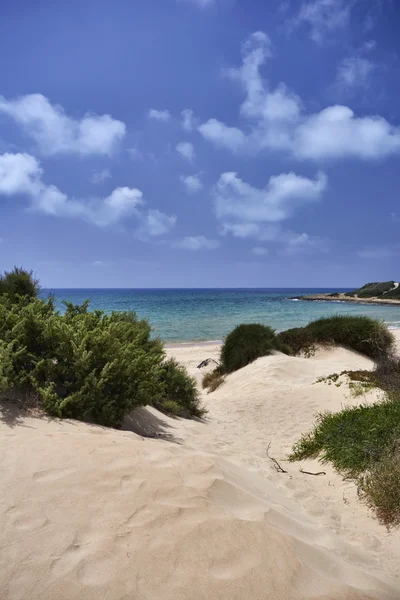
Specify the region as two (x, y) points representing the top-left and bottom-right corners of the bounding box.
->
(221, 323), (284, 373)
(202, 368), (225, 393)
(0, 267), (205, 428)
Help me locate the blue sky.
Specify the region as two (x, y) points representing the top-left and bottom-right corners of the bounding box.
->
(0, 0), (399, 288)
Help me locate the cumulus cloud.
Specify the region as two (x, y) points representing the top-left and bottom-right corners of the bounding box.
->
(147, 109), (171, 122)
(176, 141), (195, 162)
(90, 169), (112, 184)
(180, 174), (203, 193)
(181, 109), (195, 131)
(176, 236), (219, 250)
(198, 32), (400, 161)
(213, 170), (327, 223)
(0, 94), (126, 156)
(0, 152), (174, 234)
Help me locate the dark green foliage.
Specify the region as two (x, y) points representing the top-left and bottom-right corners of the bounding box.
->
(221, 323), (278, 373)
(277, 327), (316, 358)
(0, 267), (40, 300)
(0, 269), (204, 428)
(157, 358), (206, 418)
(344, 281), (398, 299)
(202, 368), (225, 392)
(328, 293), (340, 298)
(384, 286), (400, 300)
(277, 316), (394, 360)
(306, 315), (394, 359)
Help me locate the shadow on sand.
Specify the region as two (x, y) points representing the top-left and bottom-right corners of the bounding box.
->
(122, 407), (183, 444)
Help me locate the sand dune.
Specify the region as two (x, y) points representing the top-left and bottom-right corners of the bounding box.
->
(1, 333), (400, 599)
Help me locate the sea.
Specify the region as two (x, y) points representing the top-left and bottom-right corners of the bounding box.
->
(41, 288), (400, 343)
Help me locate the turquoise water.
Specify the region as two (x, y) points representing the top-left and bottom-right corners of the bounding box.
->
(42, 288), (400, 343)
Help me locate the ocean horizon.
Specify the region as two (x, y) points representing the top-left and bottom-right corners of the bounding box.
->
(42, 288), (400, 343)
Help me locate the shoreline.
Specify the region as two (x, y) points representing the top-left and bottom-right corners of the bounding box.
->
(293, 293), (400, 307)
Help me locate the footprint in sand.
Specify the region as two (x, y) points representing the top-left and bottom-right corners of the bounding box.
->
(14, 514), (48, 531)
(33, 468), (73, 482)
(50, 541), (93, 577)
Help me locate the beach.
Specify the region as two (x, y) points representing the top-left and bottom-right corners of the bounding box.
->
(1, 332), (400, 599)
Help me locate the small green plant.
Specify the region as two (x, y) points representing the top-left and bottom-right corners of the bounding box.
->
(221, 323), (278, 373)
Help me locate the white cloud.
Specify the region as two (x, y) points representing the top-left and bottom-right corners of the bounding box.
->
(139, 209), (176, 238)
(90, 169), (112, 184)
(0, 94), (126, 156)
(180, 174), (203, 193)
(0, 153), (42, 196)
(292, 0), (352, 43)
(213, 171), (327, 223)
(252, 246), (268, 256)
(176, 141), (195, 162)
(0, 152), (175, 235)
(148, 109), (171, 122)
(176, 236), (219, 250)
(335, 56), (374, 92)
(93, 260), (106, 267)
(279, 231), (329, 255)
(181, 109), (195, 131)
(199, 32), (400, 161)
(221, 223), (263, 238)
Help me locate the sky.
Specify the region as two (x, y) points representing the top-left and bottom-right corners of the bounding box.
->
(0, 0), (399, 288)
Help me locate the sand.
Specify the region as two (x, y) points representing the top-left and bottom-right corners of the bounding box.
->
(1, 333), (400, 599)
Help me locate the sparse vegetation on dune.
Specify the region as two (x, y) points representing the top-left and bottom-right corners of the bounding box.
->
(202, 368), (225, 393)
(220, 323), (285, 374)
(0, 267), (204, 427)
(290, 357), (400, 529)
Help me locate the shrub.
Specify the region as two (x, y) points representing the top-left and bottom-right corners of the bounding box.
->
(157, 358), (205, 418)
(221, 323), (277, 373)
(0, 284), (204, 428)
(277, 327), (317, 358)
(359, 446), (400, 529)
(306, 315), (394, 360)
(0, 267), (40, 301)
(202, 369), (225, 393)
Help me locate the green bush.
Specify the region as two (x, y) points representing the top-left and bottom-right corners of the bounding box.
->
(0, 267), (40, 300)
(306, 315), (394, 359)
(157, 358), (205, 418)
(221, 323), (278, 373)
(0, 269), (204, 428)
(277, 327), (316, 358)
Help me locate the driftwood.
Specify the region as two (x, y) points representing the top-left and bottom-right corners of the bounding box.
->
(197, 358), (219, 369)
(266, 443), (288, 473)
(299, 468), (326, 476)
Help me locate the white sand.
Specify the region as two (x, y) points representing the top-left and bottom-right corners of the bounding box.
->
(1, 332), (400, 599)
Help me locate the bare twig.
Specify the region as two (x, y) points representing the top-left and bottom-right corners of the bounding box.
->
(299, 468), (326, 476)
(266, 443), (288, 473)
